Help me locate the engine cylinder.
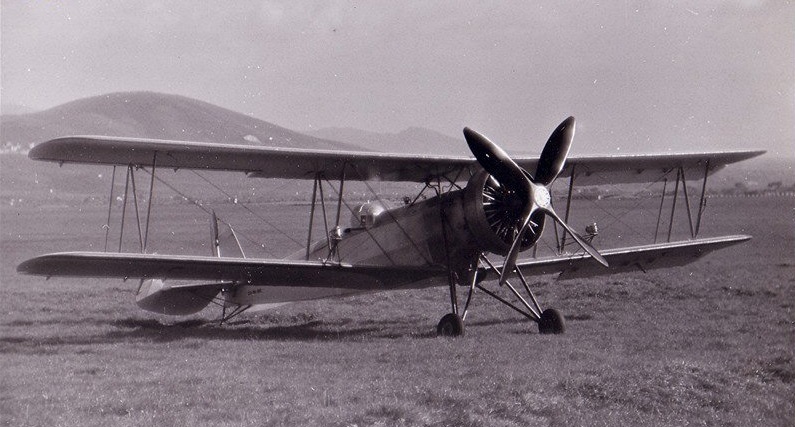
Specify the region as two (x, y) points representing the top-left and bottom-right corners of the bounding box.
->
(464, 170), (545, 255)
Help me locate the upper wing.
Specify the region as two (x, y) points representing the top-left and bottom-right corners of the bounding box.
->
(17, 252), (445, 290)
(552, 151), (764, 185)
(480, 235), (750, 281)
(29, 135), (763, 184)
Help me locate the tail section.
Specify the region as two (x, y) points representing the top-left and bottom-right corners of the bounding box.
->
(134, 213), (247, 316)
(136, 279), (223, 315)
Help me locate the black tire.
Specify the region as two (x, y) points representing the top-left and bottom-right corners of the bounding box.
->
(538, 308), (565, 334)
(437, 313), (465, 337)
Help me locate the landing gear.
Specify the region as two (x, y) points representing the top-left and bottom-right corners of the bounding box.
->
(437, 313), (464, 337)
(538, 308), (565, 334)
(436, 256), (477, 338)
(437, 254), (569, 337)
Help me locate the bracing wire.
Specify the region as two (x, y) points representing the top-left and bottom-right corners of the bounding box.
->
(186, 169), (304, 248)
(137, 167), (281, 258)
(348, 165), (434, 265)
(319, 176), (398, 265)
(583, 169), (675, 239)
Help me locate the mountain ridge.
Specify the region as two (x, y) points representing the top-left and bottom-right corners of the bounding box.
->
(307, 125), (470, 156)
(0, 91), (364, 153)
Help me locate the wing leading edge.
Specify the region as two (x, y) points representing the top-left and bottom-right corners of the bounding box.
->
(29, 135), (764, 185)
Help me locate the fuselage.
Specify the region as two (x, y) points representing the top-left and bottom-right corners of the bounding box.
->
(227, 188), (482, 306)
(300, 190), (479, 269)
(226, 169), (547, 307)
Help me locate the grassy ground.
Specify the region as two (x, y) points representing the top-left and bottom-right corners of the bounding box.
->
(1, 193), (793, 426)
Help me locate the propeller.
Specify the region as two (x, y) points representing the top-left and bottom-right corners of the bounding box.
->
(464, 117), (608, 286)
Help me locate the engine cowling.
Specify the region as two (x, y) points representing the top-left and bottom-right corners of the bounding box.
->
(464, 170), (546, 255)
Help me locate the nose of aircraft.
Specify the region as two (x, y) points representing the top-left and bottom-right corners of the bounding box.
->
(463, 117), (608, 285)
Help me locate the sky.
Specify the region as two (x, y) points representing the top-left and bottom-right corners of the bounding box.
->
(1, 1), (793, 156)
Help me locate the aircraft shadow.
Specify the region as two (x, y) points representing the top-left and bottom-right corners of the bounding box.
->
(1, 315), (555, 351)
(0, 316), (441, 351)
(110, 319), (386, 342)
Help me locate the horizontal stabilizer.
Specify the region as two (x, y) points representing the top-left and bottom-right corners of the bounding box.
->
(136, 279), (223, 315)
(484, 235), (751, 281)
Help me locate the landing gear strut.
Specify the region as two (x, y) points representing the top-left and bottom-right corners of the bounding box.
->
(436, 256), (477, 337)
(465, 255), (567, 335)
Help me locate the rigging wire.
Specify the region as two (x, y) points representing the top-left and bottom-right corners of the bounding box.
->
(562, 169), (675, 242)
(591, 170), (675, 238)
(320, 176), (398, 265)
(350, 164), (435, 265)
(186, 169), (304, 248)
(137, 167), (280, 257)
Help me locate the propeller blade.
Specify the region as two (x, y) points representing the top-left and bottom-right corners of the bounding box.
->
(498, 205), (537, 286)
(464, 127), (530, 195)
(543, 206), (609, 267)
(534, 116), (576, 186)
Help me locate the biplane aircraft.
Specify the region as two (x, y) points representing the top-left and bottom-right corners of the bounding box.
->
(17, 117), (763, 336)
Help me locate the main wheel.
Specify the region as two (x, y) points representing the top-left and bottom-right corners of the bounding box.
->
(538, 308), (565, 334)
(437, 313), (465, 337)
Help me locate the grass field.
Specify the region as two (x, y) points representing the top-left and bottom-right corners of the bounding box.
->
(1, 189), (793, 425)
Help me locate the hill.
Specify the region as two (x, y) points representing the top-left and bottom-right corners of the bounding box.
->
(0, 92), (376, 206)
(308, 126), (470, 156)
(0, 92), (362, 153)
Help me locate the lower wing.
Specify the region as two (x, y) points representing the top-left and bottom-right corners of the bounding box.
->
(483, 235), (750, 280)
(18, 235), (748, 288)
(17, 253), (445, 290)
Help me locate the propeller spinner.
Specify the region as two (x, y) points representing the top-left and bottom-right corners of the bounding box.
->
(464, 117), (608, 286)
